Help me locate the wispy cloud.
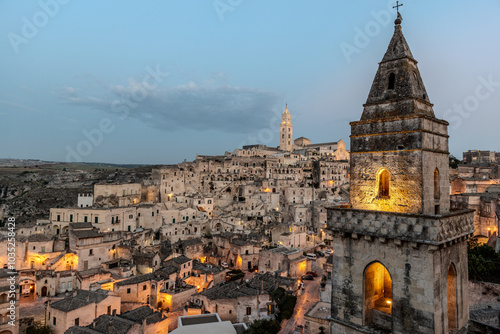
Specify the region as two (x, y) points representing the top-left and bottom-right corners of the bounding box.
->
(56, 79), (281, 133)
(0, 99), (43, 114)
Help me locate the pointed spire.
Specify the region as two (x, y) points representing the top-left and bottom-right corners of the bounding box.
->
(283, 104), (290, 114)
(381, 13), (414, 63)
(361, 13), (435, 121)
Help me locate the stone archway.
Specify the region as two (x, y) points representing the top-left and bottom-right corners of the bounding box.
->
(0, 329), (14, 334)
(41, 286), (47, 297)
(364, 262), (392, 330)
(447, 264), (457, 331)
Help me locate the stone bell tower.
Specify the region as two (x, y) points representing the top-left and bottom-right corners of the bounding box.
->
(327, 12), (474, 334)
(280, 105), (293, 152)
(349, 11), (449, 216)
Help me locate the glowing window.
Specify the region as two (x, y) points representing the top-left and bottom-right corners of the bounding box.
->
(378, 169), (390, 199)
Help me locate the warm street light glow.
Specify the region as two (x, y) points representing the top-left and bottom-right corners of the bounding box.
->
(300, 261), (307, 270)
(236, 255), (242, 268)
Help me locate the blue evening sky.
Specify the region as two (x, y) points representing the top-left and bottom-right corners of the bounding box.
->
(1, 1), (499, 164)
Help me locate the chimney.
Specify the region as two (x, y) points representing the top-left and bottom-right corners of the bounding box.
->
(108, 320), (113, 334)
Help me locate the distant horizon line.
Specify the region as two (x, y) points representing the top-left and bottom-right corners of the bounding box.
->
(1, 148), (495, 167)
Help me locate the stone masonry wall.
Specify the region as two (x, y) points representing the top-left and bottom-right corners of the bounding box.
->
(350, 151), (423, 214)
(350, 115), (449, 215)
(329, 232), (469, 334)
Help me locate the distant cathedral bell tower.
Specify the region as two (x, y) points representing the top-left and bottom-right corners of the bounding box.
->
(279, 105), (293, 151)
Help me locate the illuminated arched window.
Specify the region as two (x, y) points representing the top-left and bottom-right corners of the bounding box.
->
(388, 73), (395, 90)
(434, 168), (440, 200)
(364, 262), (392, 328)
(378, 169), (390, 199)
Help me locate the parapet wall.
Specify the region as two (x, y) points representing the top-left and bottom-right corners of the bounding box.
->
(326, 207), (474, 245)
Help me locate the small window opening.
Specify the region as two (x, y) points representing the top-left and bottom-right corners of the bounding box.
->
(388, 73), (395, 90)
(434, 168), (440, 200)
(378, 169), (390, 199)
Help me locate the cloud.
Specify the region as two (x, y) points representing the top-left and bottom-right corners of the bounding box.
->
(0, 99), (43, 114)
(56, 79), (281, 133)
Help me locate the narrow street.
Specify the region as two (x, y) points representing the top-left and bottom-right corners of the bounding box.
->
(20, 299), (49, 324)
(279, 259), (324, 334)
(279, 278), (319, 334)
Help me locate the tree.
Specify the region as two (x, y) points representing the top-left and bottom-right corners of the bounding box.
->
(449, 155), (461, 169)
(270, 287), (297, 321)
(244, 319), (280, 334)
(468, 237), (500, 283)
(270, 287), (286, 305)
(280, 294), (297, 320)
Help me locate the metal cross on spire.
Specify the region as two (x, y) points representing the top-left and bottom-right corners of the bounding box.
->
(393, 1), (403, 15)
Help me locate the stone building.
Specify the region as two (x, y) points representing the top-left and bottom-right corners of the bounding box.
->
(463, 150), (500, 164)
(113, 273), (161, 308)
(77, 193), (93, 208)
(69, 226), (120, 271)
(283, 187), (313, 205)
(13, 219), (51, 237)
(294, 136), (312, 147)
(279, 231), (306, 249)
(132, 251), (161, 275)
(94, 183), (142, 206)
(34, 270), (78, 298)
(326, 14), (474, 334)
(313, 159), (350, 189)
(0, 269), (19, 334)
(258, 247), (308, 277)
(66, 306), (169, 334)
(306, 140), (349, 160)
(193, 273), (295, 325)
(230, 144), (280, 158)
(163, 255), (193, 279)
(172, 238), (205, 260)
(456, 164), (500, 180)
(451, 184), (500, 241)
(171, 313), (247, 334)
(184, 260), (226, 292)
(77, 268), (114, 291)
(450, 176), (500, 195)
(304, 301), (331, 334)
(45, 289), (120, 334)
